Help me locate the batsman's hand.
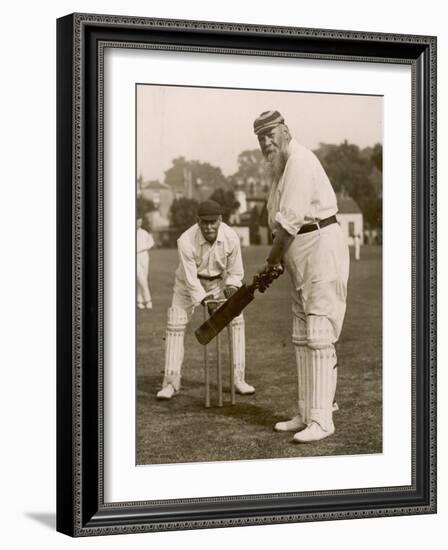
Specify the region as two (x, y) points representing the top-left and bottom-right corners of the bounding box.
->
(224, 285), (238, 299)
(256, 263), (284, 293)
(202, 294), (220, 316)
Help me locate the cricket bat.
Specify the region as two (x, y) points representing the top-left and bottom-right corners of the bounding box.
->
(195, 266), (283, 345)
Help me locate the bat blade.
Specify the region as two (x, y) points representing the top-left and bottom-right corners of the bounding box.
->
(195, 284), (255, 345)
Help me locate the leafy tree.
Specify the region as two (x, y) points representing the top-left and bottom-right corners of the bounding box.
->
(235, 149), (264, 181)
(232, 149), (269, 195)
(208, 188), (239, 223)
(136, 197), (156, 218)
(315, 141), (383, 229)
(191, 161), (228, 189)
(169, 197), (199, 239)
(164, 157), (189, 194)
(371, 143), (383, 172)
(164, 157), (228, 200)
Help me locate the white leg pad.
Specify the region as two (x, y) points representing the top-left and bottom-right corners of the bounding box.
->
(295, 345), (311, 425)
(293, 316), (309, 424)
(162, 306), (188, 391)
(230, 314), (254, 393)
(230, 314), (246, 383)
(292, 316), (307, 347)
(332, 365), (338, 407)
(308, 347), (336, 432)
(307, 315), (337, 432)
(306, 315), (337, 350)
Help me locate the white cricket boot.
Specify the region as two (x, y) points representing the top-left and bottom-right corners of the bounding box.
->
(293, 420), (335, 443)
(235, 380), (255, 395)
(156, 383), (177, 400)
(274, 415), (307, 432)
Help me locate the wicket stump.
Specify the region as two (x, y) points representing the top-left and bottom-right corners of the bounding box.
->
(203, 300), (236, 407)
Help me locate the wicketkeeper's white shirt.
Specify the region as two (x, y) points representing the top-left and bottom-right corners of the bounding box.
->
(174, 222), (244, 306)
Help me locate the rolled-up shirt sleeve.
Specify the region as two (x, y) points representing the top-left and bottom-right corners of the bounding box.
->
(275, 155), (313, 235)
(225, 238), (244, 288)
(177, 243), (207, 306)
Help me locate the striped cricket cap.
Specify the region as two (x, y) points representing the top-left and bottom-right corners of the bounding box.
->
(253, 110), (285, 135)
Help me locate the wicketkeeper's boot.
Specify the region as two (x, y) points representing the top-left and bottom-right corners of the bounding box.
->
(234, 380), (255, 395)
(156, 383), (177, 400)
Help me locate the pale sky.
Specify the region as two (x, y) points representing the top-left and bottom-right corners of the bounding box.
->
(137, 84), (383, 182)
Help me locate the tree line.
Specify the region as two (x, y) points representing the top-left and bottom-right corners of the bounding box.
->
(138, 141), (382, 240)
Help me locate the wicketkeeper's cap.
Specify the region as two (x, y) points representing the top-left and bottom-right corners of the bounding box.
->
(197, 200), (223, 220)
(253, 110), (285, 135)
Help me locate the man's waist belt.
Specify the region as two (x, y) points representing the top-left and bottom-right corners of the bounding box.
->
(198, 274), (222, 281)
(297, 214), (337, 235)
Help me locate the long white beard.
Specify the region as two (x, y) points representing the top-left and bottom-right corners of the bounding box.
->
(263, 148), (288, 185)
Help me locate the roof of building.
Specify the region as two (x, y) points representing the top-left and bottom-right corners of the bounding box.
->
(336, 192), (362, 214)
(141, 180), (171, 191)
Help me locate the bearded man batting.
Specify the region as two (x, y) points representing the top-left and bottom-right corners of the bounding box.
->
(254, 110), (349, 443)
(156, 200), (255, 400)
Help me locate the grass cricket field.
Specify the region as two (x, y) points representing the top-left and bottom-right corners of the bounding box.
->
(136, 245), (382, 464)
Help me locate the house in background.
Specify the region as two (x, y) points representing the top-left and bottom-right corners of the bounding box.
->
(139, 179), (174, 221)
(336, 191), (363, 246)
(137, 178), (174, 246)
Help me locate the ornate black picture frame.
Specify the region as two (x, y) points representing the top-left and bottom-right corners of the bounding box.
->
(56, 13), (436, 536)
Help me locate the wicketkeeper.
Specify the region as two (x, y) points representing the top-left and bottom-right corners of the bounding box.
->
(156, 200), (255, 400)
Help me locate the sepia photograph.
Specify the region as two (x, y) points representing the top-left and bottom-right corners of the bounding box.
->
(135, 84), (383, 465)
(55, 9), (437, 538)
